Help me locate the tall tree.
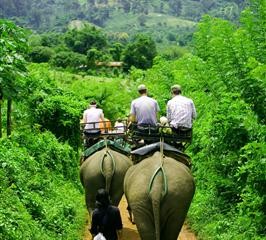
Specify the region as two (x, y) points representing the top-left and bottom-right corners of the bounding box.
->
(64, 25), (107, 54)
(122, 34), (157, 71)
(0, 20), (28, 137)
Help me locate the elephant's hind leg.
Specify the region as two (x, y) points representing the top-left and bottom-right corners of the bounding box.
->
(161, 211), (186, 240)
(132, 205), (156, 240)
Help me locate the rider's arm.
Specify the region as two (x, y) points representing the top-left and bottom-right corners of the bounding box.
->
(166, 103), (171, 122)
(191, 101), (197, 120)
(129, 101), (137, 123)
(156, 101), (160, 122)
(83, 111), (87, 124)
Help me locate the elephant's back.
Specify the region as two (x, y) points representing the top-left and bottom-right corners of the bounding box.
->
(80, 148), (132, 183)
(81, 148), (131, 170)
(124, 151), (195, 199)
(124, 151), (195, 240)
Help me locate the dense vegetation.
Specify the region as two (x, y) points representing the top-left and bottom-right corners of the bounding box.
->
(0, 0), (247, 49)
(0, 131), (85, 240)
(0, 0), (247, 31)
(27, 24), (158, 76)
(0, 0), (265, 239)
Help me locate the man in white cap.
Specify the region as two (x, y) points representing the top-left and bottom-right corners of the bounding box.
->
(167, 84), (196, 130)
(129, 84), (160, 126)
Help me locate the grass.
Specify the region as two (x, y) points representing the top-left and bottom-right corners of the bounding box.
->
(103, 10), (196, 49)
(104, 10), (196, 33)
(145, 12), (196, 28)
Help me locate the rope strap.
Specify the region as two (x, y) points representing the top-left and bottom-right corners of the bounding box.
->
(100, 150), (116, 176)
(148, 165), (168, 200)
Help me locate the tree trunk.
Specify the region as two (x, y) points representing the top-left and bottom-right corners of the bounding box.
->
(7, 97), (12, 137)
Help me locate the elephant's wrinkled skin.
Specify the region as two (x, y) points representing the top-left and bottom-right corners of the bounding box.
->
(80, 148), (132, 212)
(124, 151), (195, 240)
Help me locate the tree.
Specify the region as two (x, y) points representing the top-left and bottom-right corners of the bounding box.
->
(240, 0), (266, 63)
(168, 0), (182, 17)
(194, 12), (266, 123)
(0, 20), (28, 137)
(29, 46), (54, 63)
(50, 51), (87, 70)
(40, 32), (62, 47)
(109, 43), (123, 61)
(64, 25), (107, 54)
(122, 34), (157, 72)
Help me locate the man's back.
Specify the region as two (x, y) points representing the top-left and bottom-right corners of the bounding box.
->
(83, 107), (103, 130)
(130, 96), (159, 125)
(91, 205), (122, 240)
(167, 95), (196, 129)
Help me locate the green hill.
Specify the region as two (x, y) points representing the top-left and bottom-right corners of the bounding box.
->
(0, 0), (247, 49)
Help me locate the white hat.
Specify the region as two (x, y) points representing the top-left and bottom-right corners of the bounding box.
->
(137, 84), (147, 91)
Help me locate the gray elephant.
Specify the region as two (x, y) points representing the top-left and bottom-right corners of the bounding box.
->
(80, 146), (132, 212)
(124, 149), (195, 240)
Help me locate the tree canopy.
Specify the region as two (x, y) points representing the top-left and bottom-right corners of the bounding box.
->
(123, 34), (157, 71)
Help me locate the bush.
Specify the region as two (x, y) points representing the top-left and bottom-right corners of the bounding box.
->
(0, 131), (85, 240)
(29, 46), (55, 63)
(33, 94), (84, 149)
(50, 51), (87, 70)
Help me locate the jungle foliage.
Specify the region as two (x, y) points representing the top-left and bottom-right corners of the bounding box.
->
(0, 20), (28, 137)
(0, 0), (247, 50)
(0, 130), (86, 240)
(27, 25), (158, 75)
(0, 0), (247, 31)
(0, 0), (265, 239)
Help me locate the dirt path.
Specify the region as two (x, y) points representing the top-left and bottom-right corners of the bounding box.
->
(83, 196), (197, 240)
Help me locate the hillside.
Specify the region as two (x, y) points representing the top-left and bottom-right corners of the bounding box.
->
(0, 0), (247, 34)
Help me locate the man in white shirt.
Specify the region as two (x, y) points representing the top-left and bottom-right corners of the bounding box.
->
(167, 84), (196, 130)
(83, 100), (105, 147)
(130, 84), (160, 126)
(83, 100), (105, 132)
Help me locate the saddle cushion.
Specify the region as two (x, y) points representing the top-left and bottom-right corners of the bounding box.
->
(131, 142), (191, 168)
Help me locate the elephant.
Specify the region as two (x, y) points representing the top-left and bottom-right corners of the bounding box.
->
(80, 147), (132, 212)
(124, 149), (195, 240)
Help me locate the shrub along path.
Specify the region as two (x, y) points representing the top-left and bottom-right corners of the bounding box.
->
(83, 196), (197, 240)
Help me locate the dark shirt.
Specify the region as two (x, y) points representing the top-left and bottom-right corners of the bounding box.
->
(90, 205), (122, 240)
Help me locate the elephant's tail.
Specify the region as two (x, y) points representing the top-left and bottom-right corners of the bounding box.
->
(100, 150), (116, 192)
(148, 165), (168, 240)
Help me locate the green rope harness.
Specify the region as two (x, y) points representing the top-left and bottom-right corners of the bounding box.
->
(100, 138), (116, 177)
(100, 150), (116, 176)
(148, 137), (168, 200)
(148, 164), (168, 199)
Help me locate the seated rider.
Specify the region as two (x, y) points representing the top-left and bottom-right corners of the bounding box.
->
(129, 84), (160, 145)
(167, 84), (196, 131)
(83, 100), (105, 147)
(114, 118), (125, 133)
(166, 84), (197, 150)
